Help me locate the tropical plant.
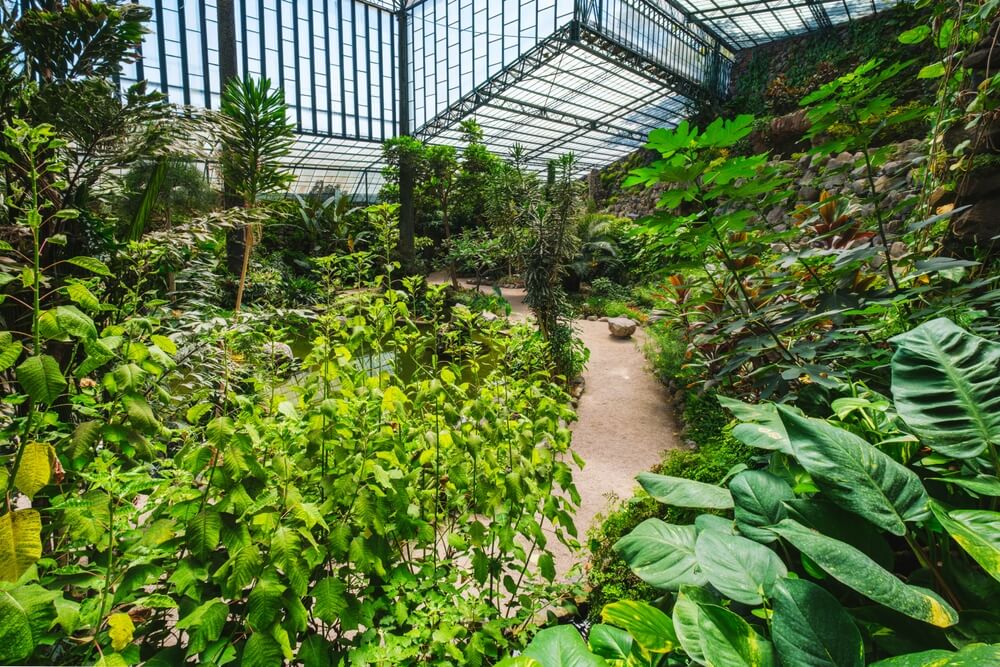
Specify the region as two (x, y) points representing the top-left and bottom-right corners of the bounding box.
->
(509, 317), (1000, 666)
(218, 75), (295, 312)
(523, 154), (586, 379)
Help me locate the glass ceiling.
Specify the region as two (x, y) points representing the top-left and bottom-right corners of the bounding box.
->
(121, 0), (901, 199)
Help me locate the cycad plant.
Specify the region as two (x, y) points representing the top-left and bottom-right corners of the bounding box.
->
(218, 76), (294, 313)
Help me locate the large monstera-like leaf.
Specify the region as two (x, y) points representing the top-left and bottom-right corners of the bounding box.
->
(890, 318), (1000, 459)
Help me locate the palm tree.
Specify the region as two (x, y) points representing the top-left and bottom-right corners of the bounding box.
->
(567, 213), (622, 288)
(218, 76), (294, 313)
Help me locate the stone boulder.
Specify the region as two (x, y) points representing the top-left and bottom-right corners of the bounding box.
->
(608, 317), (637, 338)
(262, 342), (295, 364)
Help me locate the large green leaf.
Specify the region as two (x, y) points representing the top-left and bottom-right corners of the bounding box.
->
(613, 519), (705, 590)
(0, 509), (43, 583)
(242, 632), (284, 667)
(672, 585), (716, 664)
(890, 318), (1000, 458)
(0, 590), (34, 663)
(186, 510), (221, 559)
(521, 625), (609, 667)
(778, 406), (929, 535)
(721, 397), (794, 455)
(587, 624), (633, 662)
(694, 529), (786, 605)
(784, 499), (894, 570)
(247, 575), (285, 630)
(13, 442), (51, 500)
(311, 577), (348, 624)
(930, 502), (1000, 583)
(730, 470), (794, 543)
(0, 332), (22, 373)
(772, 578), (864, 667)
(638, 472), (733, 510)
(697, 603), (776, 667)
(15, 355), (66, 404)
(871, 643), (1000, 666)
(772, 520), (958, 627)
(602, 600), (679, 654)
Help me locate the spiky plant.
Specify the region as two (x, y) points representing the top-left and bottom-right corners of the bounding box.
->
(218, 76), (294, 313)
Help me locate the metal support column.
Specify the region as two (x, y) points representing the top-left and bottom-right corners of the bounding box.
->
(397, 3), (416, 273)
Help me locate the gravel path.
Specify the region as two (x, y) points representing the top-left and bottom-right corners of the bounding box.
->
(431, 275), (680, 578)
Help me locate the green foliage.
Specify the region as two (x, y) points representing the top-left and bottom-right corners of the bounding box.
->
(218, 76), (294, 206)
(576, 318), (1000, 665)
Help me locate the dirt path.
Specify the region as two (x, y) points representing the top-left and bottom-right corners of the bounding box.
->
(431, 274), (679, 578)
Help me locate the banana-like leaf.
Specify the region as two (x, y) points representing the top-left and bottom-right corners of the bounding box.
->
(772, 578), (864, 667)
(613, 519), (705, 590)
(778, 406), (929, 535)
(772, 520), (957, 627)
(638, 472), (734, 510)
(930, 502), (1000, 584)
(890, 318), (1000, 458)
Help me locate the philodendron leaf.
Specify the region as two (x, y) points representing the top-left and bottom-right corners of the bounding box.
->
(725, 399), (795, 455)
(521, 625), (609, 667)
(697, 603), (776, 667)
(772, 520), (958, 628)
(890, 317), (1000, 459)
(777, 406), (929, 535)
(730, 470), (795, 543)
(772, 578), (864, 667)
(673, 585), (716, 664)
(637, 472), (734, 510)
(613, 519), (705, 590)
(694, 529), (786, 605)
(870, 643), (1000, 666)
(930, 502), (1000, 583)
(602, 600), (679, 654)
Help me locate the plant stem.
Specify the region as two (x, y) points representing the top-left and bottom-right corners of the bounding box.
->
(904, 533), (962, 611)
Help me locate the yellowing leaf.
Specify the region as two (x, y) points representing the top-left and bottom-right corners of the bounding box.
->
(107, 613), (134, 651)
(381, 386), (407, 414)
(0, 509), (43, 582)
(14, 442), (51, 500)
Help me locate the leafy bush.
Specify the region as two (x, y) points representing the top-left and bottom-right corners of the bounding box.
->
(589, 277), (631, 301)
(643, 321), (690, 385)
(529, 317), (1000, 666)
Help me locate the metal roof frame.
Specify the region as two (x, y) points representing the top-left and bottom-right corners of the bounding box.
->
(112, 0), (898, 197)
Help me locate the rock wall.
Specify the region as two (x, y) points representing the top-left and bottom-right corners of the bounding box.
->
(600, 139), (926, 225)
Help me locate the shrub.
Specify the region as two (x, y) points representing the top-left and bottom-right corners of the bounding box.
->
(589, 277), (630, 301)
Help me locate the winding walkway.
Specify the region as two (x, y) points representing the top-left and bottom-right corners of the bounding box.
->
(435, 275), (680, 577)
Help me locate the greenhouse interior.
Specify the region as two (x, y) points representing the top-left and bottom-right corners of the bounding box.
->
(3, 0), (1000, 665)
